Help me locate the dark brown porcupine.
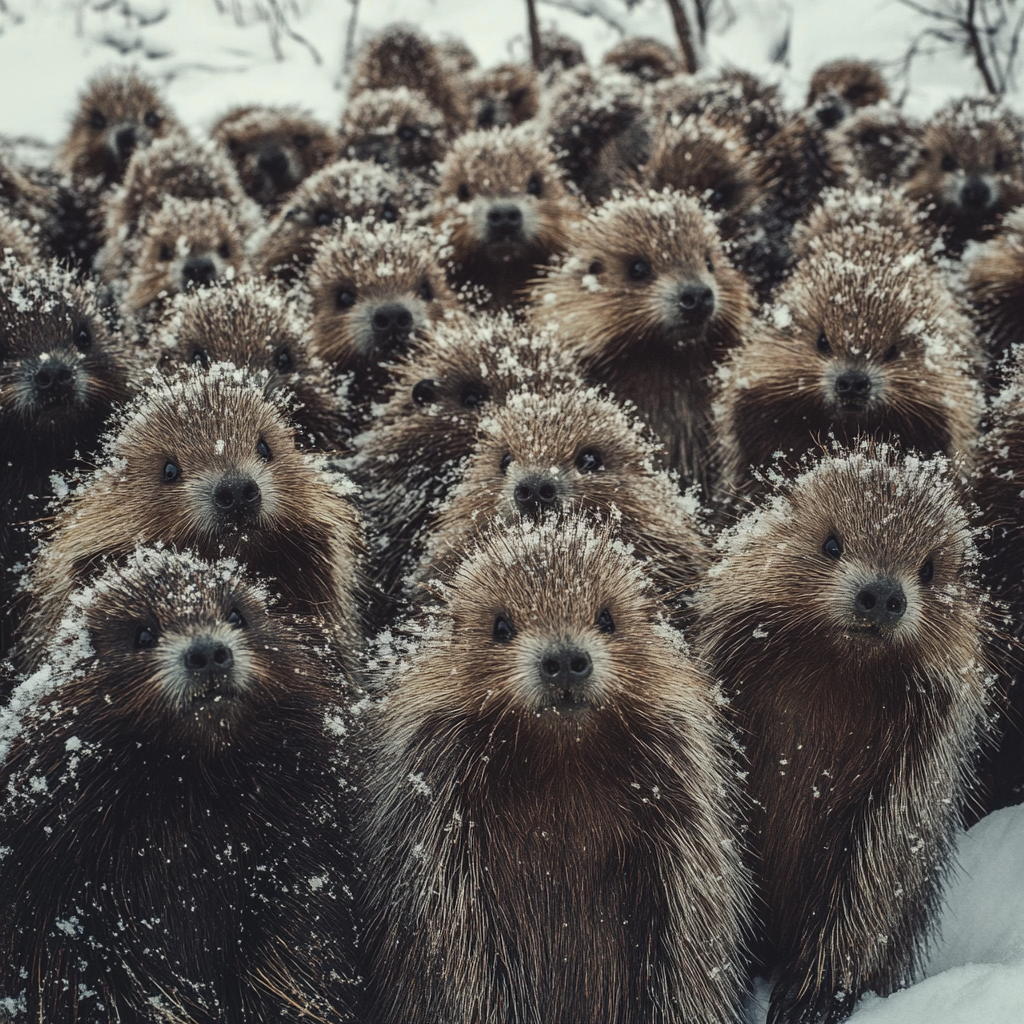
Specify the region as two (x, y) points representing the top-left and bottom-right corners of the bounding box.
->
(338, 87), (450, 176)
(17, 364), (365, 673)
(306, 219), (459, 418)
(467, 62), (539, 129)
(827, 104), (924, 188)
(537, 28), (585, 73)
(437, 36), (479, 77)
(433, 126), (580, 309)
(0, 150), (52, 229)
(903, 96), (1024, 255)
(0, 209), (41, 264)
(211, 105), (336, 209)
(532, 190), (753, 490)
(348, 24), (467, 131)
(713, 187), (982, 498)
(696, 443), (990, 1024)
(0, 258), (133, 659)
(363, 513), (751, 1024)
(806, 59), (889, 130)
(419, 386), (709, 623)
(252, 158), (420, 285)
(152, 280), (345, 449)
(0, 547), (363, 1023)
(347, 312), (579, 606)
(602, 36), (682, 81)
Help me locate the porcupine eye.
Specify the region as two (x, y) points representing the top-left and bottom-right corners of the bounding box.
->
(919, 559), (934, 584)
(381, 203), (398, 223)
(412, 379), (437, 405)
(500, 453), (512, 474)
(257, 439), (272, 461)
(461, 384), (488, 408)
(994, 151), (1007, 172)
(817, 331), (831, 354)
(294, 134), (311, 148)
(705, 255), (715, 273)
(822, 535), (843, 559)
(218, 242), (231, 259)
(526, 174), (543, 197)
(419, 279), (434, 301)
(596, 608), (615, 634)
(628, 258), (650, 281)
(226, 609), (246, 629)
(588, 261), (604, 275)
(163, 461), (181, 483)
(75, 324), (92, 352)
(941, 154), (958, 172)
(493, 615), (516, 643)
(274, 348), (292, 371)
(336, 288), (356, 309)
(135, 625), (158, 649)
(90, 111), (107, 130)
(575, 449), (603, 473)
(398, 125), (417, 142)
(457, 183), (471, 202)
(884, 344), (899, 362)
(144, 110), (162, 129)
(315, 209), (335, 227)
(159, 244), (173, 261)
(191, 347), (209, 368)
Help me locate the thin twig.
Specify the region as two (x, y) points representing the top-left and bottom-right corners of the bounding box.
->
(665, 0), (699, 72)
(964, 0), (1000, 93)
(526, 0), (542, 69)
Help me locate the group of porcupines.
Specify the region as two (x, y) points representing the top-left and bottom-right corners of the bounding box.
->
(1, 19), (1023, 1024)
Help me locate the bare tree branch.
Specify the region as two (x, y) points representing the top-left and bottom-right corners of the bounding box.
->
(964, 0), (1000, 93)
(526, 0), (543, 69)
(665, 0), (699, 72)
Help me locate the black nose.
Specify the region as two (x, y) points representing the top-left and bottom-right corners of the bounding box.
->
(678, 284), (715, 320)
(487, 203), (524, 241)
(538, 645), (594, 705)
(513, 474), (561, 515)
(961, 176), (991, 209)
(816, 102), (845, 129)
(182, 257), (217, 288)
(370, 302), (414, 337)
(115, 125), (137, 157)
(854, 576), (907, 626)
(32, 359), (76, 401)
(258, 147), (290, 180)
(835, 370), (872, 400)
(183, 636), (235, 675)
(476, 102), (497, 128)
(213, 472), (261, 518)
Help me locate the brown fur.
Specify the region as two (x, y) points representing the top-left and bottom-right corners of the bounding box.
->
(349, 25), (467, 130)
(363, 513), (751, 1024)
(714, 187), (982, 498)
(467, 63), (540, 129)
(253, 158), (420, 285)
(56, 68), (182, 186)
(903, 96), (1024, 254)
(349, 312), (580, 603)
(0, 547), (362, 1022)
(806, 59), (889, 128)
(696, 443), (990, 1024)
(433, 126), (580, 308)
(0, 210), (41, 264)
(0, 150), (51, 224)
(153, 280), (344, 449)
(211, 105), (336, 209)
(306, 219), (459, 412)
(537, 29), (585, 73)
(339, 87), (449, 175)
(828, 104), (924, 187)
(420, 387), (710, 621)
(17, 364), (365, 673)
(437, 37), (478, 77)
(602, 36), (681, 81)
(532, 190), (753, 489)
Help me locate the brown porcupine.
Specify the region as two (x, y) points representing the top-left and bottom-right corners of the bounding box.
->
(0, 209), (41, 264)
(537, 28), (586, 74)
(602, 36), (682, 81)
(0, 546), (363, 1022)
(467, 62), (539, 129)
(532, 189), (753, 489)
(713, 186), (982, 498)
(696, 442), (990, 1024)
(419, 386), (710, 623)
(0, 258), (133, 658)
(433, 126), (581, 308)
(437, 36), (478, 77)
(362, 512), (751, 1024)
(338, 87), (449, 177)
(903, 96), (1024, 255)
(16, 363), (365, 673)
(211, 105), (336, 209)
(806, 59), (889, 130)
(306, 218), (459, 417)
(252, 158), (420, 285)
(827, 104), (924, 188)
(152, 280), (345, 449)
(347, 312), (580, 606)
(348, 25), (467, 131)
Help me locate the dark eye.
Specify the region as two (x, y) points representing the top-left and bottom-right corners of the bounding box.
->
(257, 439), (272, 461)
(575, 449), (603, 473)
(509, 88), (527, 106)
(500, 452), (512, 474)
(163, 461), (181, 483)
(628, 258), (650, 281)
(294, 133), (311, 148)
(336, 289), (356, 309)
(995, 151), (1007, 172)
(191, 347), (209, 368)
(588, 261), (604, 275)
(526, 174), (542, 196)
(493, 615), (516, 643)
(274, 348), (292, 371)
(135, 625), (158, 649)
(285, 206), (301, 221)
(159, 244), (173, 261)
(941, 154), (958, 172)
(218, 242), (231, 259)
(75, 324), (92, 352)
(457, 183), (471, 202)
(226, 608), (247, 629)
(144, 110), (162, 129)
(419, 279), (434, 301)
(381, 203), (398, 223)
(315, 208), (335, 227)
(705, 255), (715, 273)
(884, 344), (899, 362)
(919, 559), (934, 584)
(461, 384), (487, 408)
(596, 608), (615, 634)
(817, 331), (830, 354)
(709, 189), (725, 207)
(412, 378), (438, 405)
(398, 125), (417, 141)
(89, 111), (107, 130)
(823, 535), (843, 559)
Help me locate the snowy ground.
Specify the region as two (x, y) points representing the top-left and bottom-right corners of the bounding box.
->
(1, 0), (1023, 1020)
